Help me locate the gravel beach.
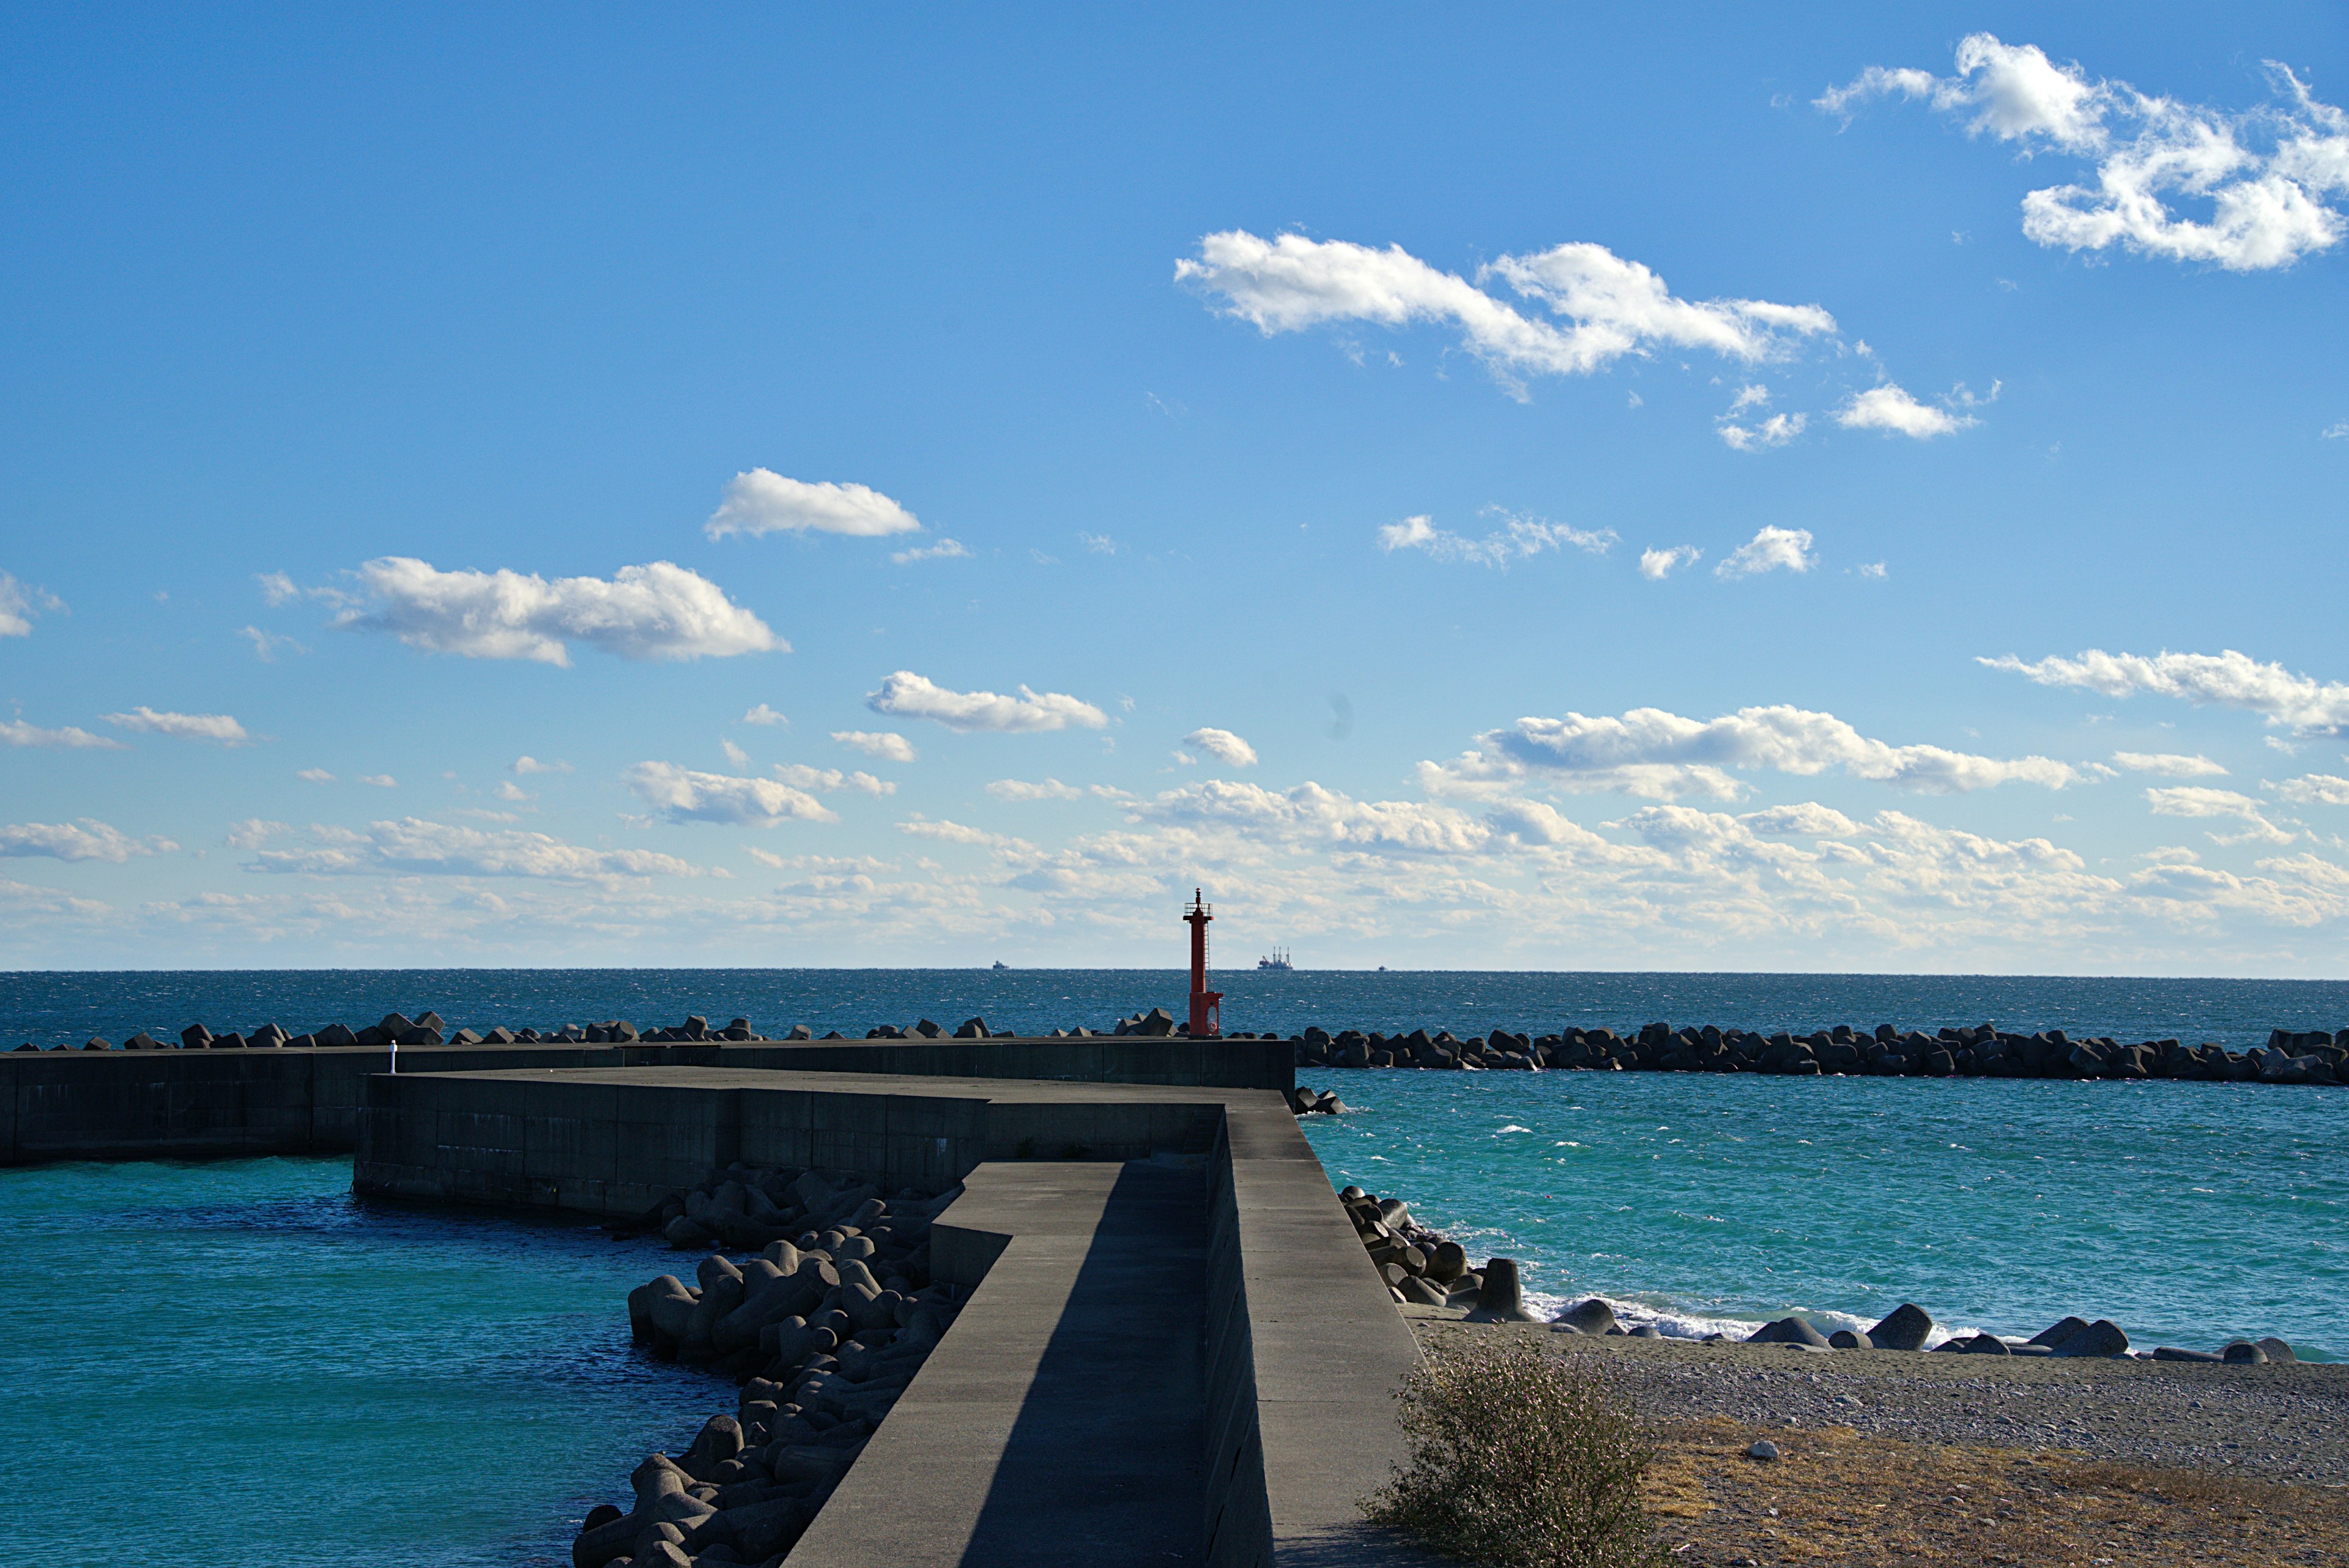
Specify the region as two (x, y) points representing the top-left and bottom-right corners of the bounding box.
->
(1410, 1313), (2349, 1485)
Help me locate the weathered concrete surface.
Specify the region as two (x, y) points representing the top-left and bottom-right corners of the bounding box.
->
(0, 1036), (1290, 1166)
(356, 1062), (1429, 1567)
(795, 1159), (1210, 1566)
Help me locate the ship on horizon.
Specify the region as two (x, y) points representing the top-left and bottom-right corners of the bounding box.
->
(1256, 947), (1294, 972)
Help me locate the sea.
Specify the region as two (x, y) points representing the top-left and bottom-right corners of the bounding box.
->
(3, 968), (2346, 1564)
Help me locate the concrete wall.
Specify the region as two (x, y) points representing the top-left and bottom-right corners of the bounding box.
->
(352, 1066), (1231, 1217)
(0, 1037), (1288, 1167)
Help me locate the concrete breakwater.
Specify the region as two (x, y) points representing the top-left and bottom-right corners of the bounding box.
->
(1289, 1021), (2349, 1084)
(577, 1164), (966, 1568)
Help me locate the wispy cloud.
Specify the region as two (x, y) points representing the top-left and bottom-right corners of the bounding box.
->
(705, 470), (921, 538)
(743, 704), (789, 727)
(1, 819), (177, 862)
(1820, 34), (2349, 272)
(891, 538), (973, 565)
(1178, 230), (1835, 398)
(2112, 751), (2228, 777)
(1639, 545), (1702, 581)
(0, 573), (65, 638)
(773, 764), (894, 797)
(1718, 412), (1807, 450)
(1715, 526), (1816, 579)
(104, 707), (250, 745)
(833, 730), (917, 764)
(512, 756), (573, 775)
(2273, 773), (2349, 807)
(1, 718), (122, 749)
(2145, 786), (2295, 844)
(1377, 510), (1617, 568)
(343, 558), (781, 666)
(1982, 648), (2349, 733)
(866, 671), (1107, 734)
(247, 818), (706, 880)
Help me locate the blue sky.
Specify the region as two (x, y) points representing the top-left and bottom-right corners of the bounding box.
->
(4, 4), (2347, 972)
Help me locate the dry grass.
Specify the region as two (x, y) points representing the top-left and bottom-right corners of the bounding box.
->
(1644, 1416), (2349, 1567)
(1367, 1335), (1667, 1568)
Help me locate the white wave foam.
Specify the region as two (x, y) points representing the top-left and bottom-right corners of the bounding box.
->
(1521, 1288), (1981, 1347)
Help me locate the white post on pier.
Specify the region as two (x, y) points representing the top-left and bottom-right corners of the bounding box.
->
(390, 1036), (398, 1076)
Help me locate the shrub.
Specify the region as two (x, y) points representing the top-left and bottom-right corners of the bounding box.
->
(1365, 1336), (1663, 1568)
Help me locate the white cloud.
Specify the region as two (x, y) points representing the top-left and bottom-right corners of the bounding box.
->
(1, 819), (176, 862)
(625, 761), (836, 828)
(492, 781), (533, 803)
(512, 756), (573, 775)
(2112, 751), (2228, 777)
(773, 763), (893, 797)
(343, 558), (781, 666)
(248, 817), (706, 880)
(1079, 532), (1118, 555)
(1836, 384), (1976, 437)
(1425, 704), (2081, 801)
(704, 470), (921, 539)
(1739, 802), (1863, 838)
(2145, 786), (2295, 844)
(0, 573), (64, 637)
(833, 730), (918, 763)
(1376, 510), (1617, 568)
(103, 707), (251, 745)
(743, 704), (789, 727)
(1, 718), (122, 749)
(1638, 545), (1702, 581)
(1184, 727), (1259, 767)
(1820, 35), (2349, 272)
(896, 817), (1034, 851)
(891, 538), (972, 565)
(1981, 648), (2349, 733)
(1857, 562), (1888, 579)
(1136, 779), (1494, 856)
(2325, 420), (2349, 440)
(296, 768), (335, 783)
(721, 738), (752, 770)
(987, 778), (1086, 801)
(357, 774), (397, 788)
(239, 625), (305, 661)
(1727, 384), (1772, 412)
(1176, 231), (1835, 397)
(1714, 526), (1816, 579)
(225, 819), (288, 850)
(866, 671), (1107, 734)
(1717, 412), (1807, 450)
(2274, 773), (2349, 806)
(258, 571), (300, 606)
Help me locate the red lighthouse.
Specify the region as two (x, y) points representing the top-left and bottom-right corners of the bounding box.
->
(1184, 888), (1222, 1038)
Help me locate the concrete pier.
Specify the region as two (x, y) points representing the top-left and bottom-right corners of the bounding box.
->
(354, 1061), (1427, 1567)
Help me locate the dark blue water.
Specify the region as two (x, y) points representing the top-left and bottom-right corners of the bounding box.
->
(6, 968), (2347, 1050)
(0, 1157), (717, 1566)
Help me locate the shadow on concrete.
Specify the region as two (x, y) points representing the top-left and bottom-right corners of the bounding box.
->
(959, 1159), (1209, 1565)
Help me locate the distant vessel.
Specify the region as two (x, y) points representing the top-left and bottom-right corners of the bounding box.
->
(1256, 948), (1293, 972)
(991, 960), (1009, 971)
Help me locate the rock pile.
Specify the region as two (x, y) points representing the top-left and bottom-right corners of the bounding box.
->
(1285, 1022), (2349, 1085)
(1335, 1182), (1540, 1321)
(578, 1165), (967, 1568)
(1631, 1301), (2303, 1364)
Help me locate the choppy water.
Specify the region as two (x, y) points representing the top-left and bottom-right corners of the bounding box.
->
(0, 1158), (719, 1566)
(1299, 1069), (2349, 1360)
(6, 967), (2347, 1050)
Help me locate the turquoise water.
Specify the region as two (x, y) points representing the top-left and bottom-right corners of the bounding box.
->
(7, 967), (2348, 1051)
(0, 1158), (716, 1566)
(1300, 1069), (2349, 1360)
